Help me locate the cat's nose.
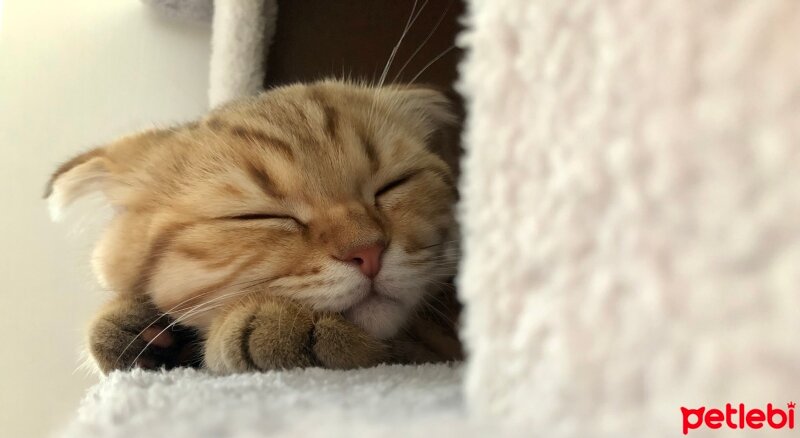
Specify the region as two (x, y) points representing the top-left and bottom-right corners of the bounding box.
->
(336, 243), (385, 279)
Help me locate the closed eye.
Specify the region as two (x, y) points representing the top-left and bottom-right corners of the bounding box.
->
(375, 173), (417, 198)
(225, 213), (299, 222)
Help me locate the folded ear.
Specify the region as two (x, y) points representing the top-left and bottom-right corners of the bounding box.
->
(44, 148), (116, 221)
(45, 127), (178, 221)
(381, 85), (457, 139)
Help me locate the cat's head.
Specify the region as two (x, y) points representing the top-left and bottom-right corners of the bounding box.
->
(46, 80), (459, 339)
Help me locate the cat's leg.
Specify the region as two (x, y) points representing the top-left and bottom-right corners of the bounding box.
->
(88, 295), (201, 373)
(204, 297), (388, 373)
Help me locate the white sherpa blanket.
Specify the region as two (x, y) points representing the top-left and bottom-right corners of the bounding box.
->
(60, 365), (506, 438)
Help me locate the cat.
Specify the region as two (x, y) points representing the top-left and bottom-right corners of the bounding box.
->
(46, 80), (463, 373)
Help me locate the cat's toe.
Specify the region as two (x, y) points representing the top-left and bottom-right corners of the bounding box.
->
(246, 301), (316, 370)
(312, 313), (388, 369)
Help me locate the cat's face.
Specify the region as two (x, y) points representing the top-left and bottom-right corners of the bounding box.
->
(47, 81), (458, 339)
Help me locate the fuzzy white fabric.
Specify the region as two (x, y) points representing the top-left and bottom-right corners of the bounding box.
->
(140, 0), (276, 107)
(141, 0), (214, 23)
(208, 0), (277, 107)
(458, 0), (800, 436)
(60, 364), (510, 438)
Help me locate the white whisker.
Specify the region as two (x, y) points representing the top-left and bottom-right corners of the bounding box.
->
(377, 0), (428, 87)
(392, 0), (453, 83)
(409, 44), (456, 84)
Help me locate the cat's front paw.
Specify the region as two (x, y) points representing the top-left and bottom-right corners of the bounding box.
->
(88, 296), (200, 373)
(204, 298), (315, 373)
(312, 312), (388, 369)
(204, 298), (389, 373)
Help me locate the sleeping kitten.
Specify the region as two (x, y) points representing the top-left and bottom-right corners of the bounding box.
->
(47, 80), (462, 373)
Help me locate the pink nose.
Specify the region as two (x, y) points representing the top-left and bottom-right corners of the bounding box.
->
(337, 243), (385, 279)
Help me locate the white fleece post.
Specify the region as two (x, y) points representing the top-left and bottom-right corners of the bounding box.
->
(141, 0), (214, 22)
(458, 0), (800, 435)
(209, 0), (277, 107)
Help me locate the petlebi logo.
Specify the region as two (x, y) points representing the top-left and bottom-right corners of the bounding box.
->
(681, 402), (795, 435)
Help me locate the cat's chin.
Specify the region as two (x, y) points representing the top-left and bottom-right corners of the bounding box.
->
(343, 292), (406, 340)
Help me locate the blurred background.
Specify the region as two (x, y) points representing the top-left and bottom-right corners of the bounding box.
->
(0, 1), (210, 436)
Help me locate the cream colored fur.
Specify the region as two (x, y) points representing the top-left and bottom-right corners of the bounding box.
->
(48, 80), (461, 373)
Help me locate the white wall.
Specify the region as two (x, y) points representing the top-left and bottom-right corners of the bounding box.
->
(0, 2), (210, 436)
